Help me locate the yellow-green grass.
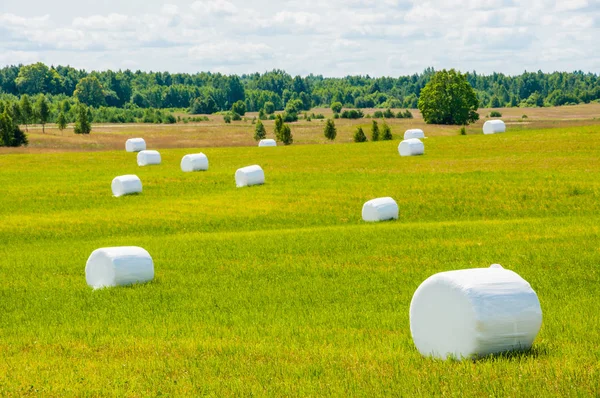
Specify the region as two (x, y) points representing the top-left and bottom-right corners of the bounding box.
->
(1, 126), (600, 395)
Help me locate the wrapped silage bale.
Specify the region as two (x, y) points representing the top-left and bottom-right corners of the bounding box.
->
(85, 246), (154, 289)
(362, 197), (398, 222)
(398, 138), (424, 157)
(235, 165), (264, 187)
(111, 175), (142, 197)
(410, 264), (543, 360)
(137, 150), (161, 166)
(404, 129), (425, 140)
(125, 138), (146, 152)
(483, 120), (506, 135)
(258, 139), (277, 147)
(181, 153), (209, 172)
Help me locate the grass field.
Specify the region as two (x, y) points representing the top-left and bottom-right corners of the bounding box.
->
(1, 119), (600, 395)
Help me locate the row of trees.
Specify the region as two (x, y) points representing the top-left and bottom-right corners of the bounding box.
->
(1, 64), (599, 115)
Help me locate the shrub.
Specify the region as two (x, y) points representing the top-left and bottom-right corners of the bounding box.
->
(231, 100), (246, 116)
(263, 101), (275, 115)
(353, 127), (367, 142)
(383, 108), (395, 118)
(522, 114), (528, 119)
(231, 112), (242, 121)
(460, 126), (466, 135)
(165, 114), (177, 124)
(373, 111), (384, 118)
(224, 114), (231, 123)
(268, 114), (275, 120)
(490, 111), (502, 117)
(340, 109), (364, 119)
(403, 109), (413, 119)
(331, 101), (343, 114)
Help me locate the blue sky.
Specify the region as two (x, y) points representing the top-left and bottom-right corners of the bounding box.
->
(1, 0), (599, 76)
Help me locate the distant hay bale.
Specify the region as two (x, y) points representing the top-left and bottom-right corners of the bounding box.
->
(85, 246), (154, 289)
(235, 165), (265, 187)
(181, 153), (209, 172)
(410, 264), (543, 360)
(398, 138), (424, 157)
(483, 120), (506, 135)
(258, 139), (277, 147)
(111, 175), (142, 197)
(362, 197), (398, 222)
(404, 129), (425, 140)
(137, 150), (161, 166)
(125, 138), (146, 152)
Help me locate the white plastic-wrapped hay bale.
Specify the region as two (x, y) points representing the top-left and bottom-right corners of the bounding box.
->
(410, 264), (543, 360)
(125, 138), (146, 152)
(398, 138), (424, 157)
(362, 197), (398, 222)
(404, 129), (425, 140)
(181, 153), (209, 172)
(111, 175), (142, 197)
(483, 120), (506, 135)
(137, 150), (161, 166)
(258, 139), (277, 147)
(235, 165), (264, 187)
(85, 246), (154, 289)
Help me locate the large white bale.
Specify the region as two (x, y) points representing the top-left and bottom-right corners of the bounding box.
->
(410, 264), (543, 360)
(258, 139), (277, 147)
(483, 120), (506, 135)
(398, 138), (424, 157)
(85, 246), (154, 289)
(111, 175), (142, 197)
(235, 165), (265, 187)
(181, 153), (209, 172)
(125, 138), (146, 152)
(137, 150), (161, 166)
(404, 129), (425, 140)
(362, 197), (398, 222)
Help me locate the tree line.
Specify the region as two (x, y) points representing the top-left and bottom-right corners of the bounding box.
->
(1, 63), (599, 115)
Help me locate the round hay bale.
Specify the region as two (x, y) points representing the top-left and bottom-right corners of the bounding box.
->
(111, 175), (142, 197)
(137, 150), (161, 166)
(235, 165), (264, 187)
(410, 264), (543, 360)
(362, 197), (398, 222)
(125, 138), (146, 152)
(181, 153), (209, 172)
(483, 120), (506, 135)
(85, 246), (154, 289)
(398, 138), (424, 157)
(258, 139), (277, 147)
(404, 129), (425, 140)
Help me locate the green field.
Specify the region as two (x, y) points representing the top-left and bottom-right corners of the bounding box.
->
(1, 126), (600, 395)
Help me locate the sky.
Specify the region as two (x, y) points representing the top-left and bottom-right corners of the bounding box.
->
(1, 0), (599, 77)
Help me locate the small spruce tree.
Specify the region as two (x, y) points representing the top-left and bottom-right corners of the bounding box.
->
(274, 114), (284, 141)
(57, 111), (67, 131)
(254, 119), (266, 141)
(74, 104), (91, 135)
(381, 122), (392, 140)
(353, 127), (367, 143)
(324, 118), (337, 140)
(371, 120), (380, 141)
(280, 124), (293, 145)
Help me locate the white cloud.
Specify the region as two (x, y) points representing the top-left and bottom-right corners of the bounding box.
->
(0, 0), (599, 76)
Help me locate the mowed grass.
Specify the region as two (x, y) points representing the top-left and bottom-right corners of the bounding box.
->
(1, 125), (600, 395)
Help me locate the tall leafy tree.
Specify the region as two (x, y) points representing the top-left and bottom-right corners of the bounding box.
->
(35, 95), (50, 133)
(324, 119), (337, 140)
(19, 94), (33, 132)
(418, 69), (479, 125)
(74, 76), (106, 107)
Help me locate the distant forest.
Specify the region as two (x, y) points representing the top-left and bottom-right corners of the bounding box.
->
(1, 62), (599, 124)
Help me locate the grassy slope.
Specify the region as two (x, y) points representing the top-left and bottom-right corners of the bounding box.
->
(1, 126), (599, 395)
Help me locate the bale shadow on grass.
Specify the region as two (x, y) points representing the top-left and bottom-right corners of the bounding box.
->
(471, 344), (550, 363)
